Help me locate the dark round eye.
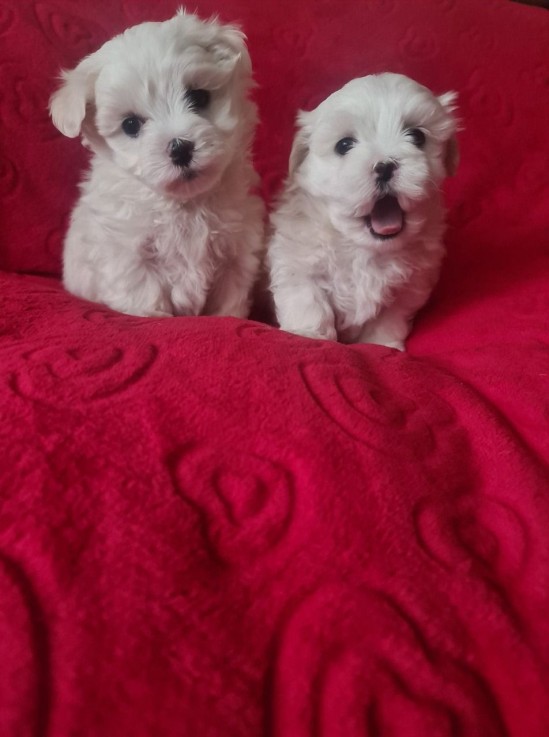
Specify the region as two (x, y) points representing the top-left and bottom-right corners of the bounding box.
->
(186, 88), (211, 111)
(406, 128), (426, 148)
(335, 137), (356, 156)
(121, 115), (143, 138)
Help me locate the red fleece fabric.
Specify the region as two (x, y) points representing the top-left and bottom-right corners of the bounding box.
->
(1, 0), (549, 735)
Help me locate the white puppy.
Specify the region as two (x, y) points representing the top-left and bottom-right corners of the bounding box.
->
(268, 73), (458, 349)
(50, 10), (264, 318)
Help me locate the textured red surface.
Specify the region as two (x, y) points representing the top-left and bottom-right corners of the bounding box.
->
(1, 0), (549, 735)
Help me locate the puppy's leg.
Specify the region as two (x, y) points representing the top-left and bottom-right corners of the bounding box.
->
(358, 307), (411, 351)
(206, 205), (265, 318)
(104, 264), (173, 317)
(274, 281), (337, 341)
(64, 245), (172, 317)
(205, 251), (261, 319)
(358, 273), (439, 350)
(171, 277), (209, 317)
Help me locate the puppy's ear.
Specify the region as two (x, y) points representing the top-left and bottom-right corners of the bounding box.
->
(438, 91), (459, 177)
(49, 51), (103, 138)
(438, 90), (458, 112)
(211, 25), (251, 76)
(443, 136), (459, 177)
(289, 111), (312, 176)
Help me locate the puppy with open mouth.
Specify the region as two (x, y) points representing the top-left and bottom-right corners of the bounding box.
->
(50, 9), (264, 318)
(268, 73), (458, 350)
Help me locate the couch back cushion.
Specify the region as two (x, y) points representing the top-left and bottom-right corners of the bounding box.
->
(0, 0), (547, 276)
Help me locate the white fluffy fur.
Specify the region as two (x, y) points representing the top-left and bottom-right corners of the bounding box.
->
(50, 10), (264, 317)
(268, 73), (458, 349)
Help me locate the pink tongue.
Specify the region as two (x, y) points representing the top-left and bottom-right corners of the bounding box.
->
(370, 196), (404, 236)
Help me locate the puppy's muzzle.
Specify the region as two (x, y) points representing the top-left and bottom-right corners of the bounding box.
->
(168, 138), (194, 168)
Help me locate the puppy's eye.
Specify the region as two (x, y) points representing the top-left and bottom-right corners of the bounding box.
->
(335, 137), (356, 156)
(186, 88), (211, 111)
(406, 128), (426, 148)
(122, 115), (143, 138)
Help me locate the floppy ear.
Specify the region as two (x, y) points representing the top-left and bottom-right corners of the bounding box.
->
(443, 135), (459, 177)
(289, 111), (312, 176)
(211, 25), (251, 76)
(49, 51), (104, 138)
(437, 91), (459, 176)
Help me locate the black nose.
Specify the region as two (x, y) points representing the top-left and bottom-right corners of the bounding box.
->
(168, 138), (194, 168)
(374, 160), (398, 182)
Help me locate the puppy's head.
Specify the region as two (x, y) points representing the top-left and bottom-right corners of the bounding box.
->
(290, 73), (458, 244)
(50, 10), (255, 200)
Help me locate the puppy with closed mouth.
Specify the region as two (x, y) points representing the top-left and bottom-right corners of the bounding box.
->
(50, 9), (264, 318)
(268, 73), (458, 350)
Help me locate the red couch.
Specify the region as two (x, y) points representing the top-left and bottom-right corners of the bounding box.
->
(1, 1), (548, 735)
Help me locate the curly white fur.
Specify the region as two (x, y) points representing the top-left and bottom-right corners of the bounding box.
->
(268, 73), (458, 349)
(50, 9), (264, 318)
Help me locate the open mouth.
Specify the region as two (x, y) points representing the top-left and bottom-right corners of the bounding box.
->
(364, 195), (405, 240)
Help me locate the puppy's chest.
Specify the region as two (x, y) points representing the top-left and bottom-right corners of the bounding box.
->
(328, 248), (414, 326)
(143, 203), (220, 270)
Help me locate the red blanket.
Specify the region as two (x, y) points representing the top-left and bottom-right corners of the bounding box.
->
(1, 0), (548, 735)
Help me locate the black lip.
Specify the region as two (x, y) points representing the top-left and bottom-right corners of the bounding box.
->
(180, 169), (197, 181)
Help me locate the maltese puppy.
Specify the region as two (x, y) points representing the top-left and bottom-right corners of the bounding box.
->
(50, 10), (264, 318)
(268, 73), (458, 349)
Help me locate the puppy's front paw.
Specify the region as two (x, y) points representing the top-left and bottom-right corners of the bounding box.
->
(358, 317), (408, 351)
(378, 339), (405, 351)
(360, 334), (405, 351)
(119, 306), (173, 318)
(274, 289), (337, 342)
(288, 325), (337, 342)
(147, 310), (173, 318)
